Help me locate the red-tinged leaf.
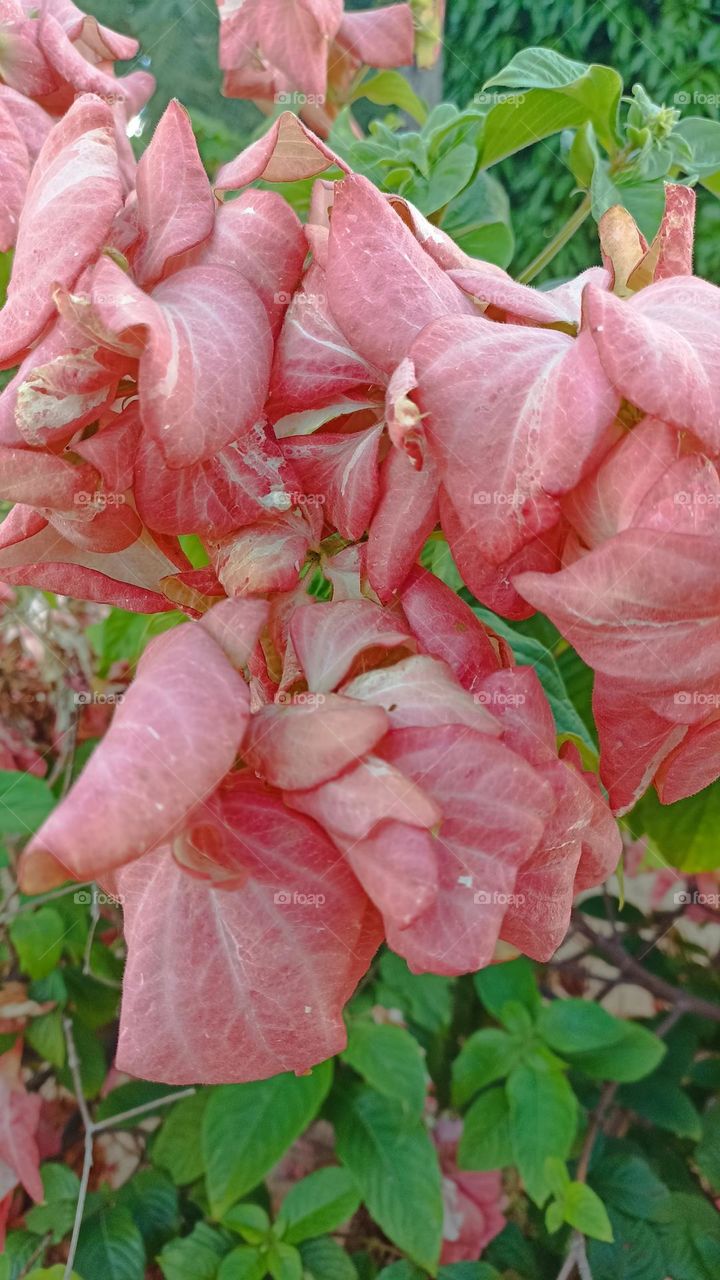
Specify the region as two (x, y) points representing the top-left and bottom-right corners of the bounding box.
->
(439, 487), (562, 621)
(343, 654), (500, 734)
(0, 94), (122, 367)
(400, 568), (503, 692)
(411, 315), (618, 564)
(561, 416), (679, 549)
(0, 100), (29, 252)
(0, 83), (53, 158)
(0, 446), (99, 510)
(378, 726), (553, 973)
(269, 263), (385, 418)
(583, 277), (720, 453)
(89, 257), (273, 467)
(281, 425), (383, 542)
(345, 819), (439, 927)
(284, 753), (440, 840)
(325, 174), (475, 374)
(212, 510), (313, 596)
(215, 111), (350, 192)
(516, 529), (720, 692)
(593, 675), (687, 814)
(290, 600), (412, 693)
(367, 446), (439, 602)
(200, 597), (270, 667)
(188, 190), (306, 336)
(335, 3), (414, 66)
(114, 780), (382, 1083)
(0, 505), (184, 613)
(0, 1043), (42, 1203)
(135, 420), (298, 537)
(243, 693), (389, 790)
(475, 667), (557, 766)
(629, 183), (695, 286)
(36, 10), (154, 111)
(21, 622), (252, 885)
(655, 718), (720, 804)
(0, 11), (57, 98)
(133, 99), (216, 287)
(559, 741), (623, 887)
(254, 0), (343, 97)
(448, 263), (608, 326)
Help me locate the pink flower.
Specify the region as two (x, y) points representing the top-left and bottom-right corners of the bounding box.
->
(434, 1116), (506, 1265)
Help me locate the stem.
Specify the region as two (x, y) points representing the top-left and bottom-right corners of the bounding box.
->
(93, 1088), (196, 1134)
(61, 1016), (194, 1279)
(572, 912), (720, 1024)
(517, 193), (592, 285)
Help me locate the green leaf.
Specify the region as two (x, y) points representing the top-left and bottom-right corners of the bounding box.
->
(158, 1223), (232, 1280)
(204, 1062), (332, 1216)
(0, 771), (55, 836)
(25, 1271), (82, 1280)
(473, 957), (540, 1021)
(696, 1104), (720, 1191)
(564, 1182), (614, 1242)
(441, 171), (513, 268)
(587, 1208), (666, 1280)
(539, 999), (623, 1052)
(439, 1267), (500, 1280)
(351, 71), (428, 125)
(10, 908), (66, 980)
(675, 118), (720, 180)
(630, 782), (720, 873)
(619, 1078), (702, 1139)
(116, 1169), (180, 1255)
(507, 1066), (578, 1205)
(657, 1192), (720, 1280)
(277, 1167), (360, 1244)
(87, 609), (185, 677)
(220, 1204), (270, 1244)
(152, 1089), (212, 1184)
(376, 952), (452, 1033)
(412, 143), (478, 215)
(74, 1206), (145, 1280)
(299, 1236), (358, 1280)
(25, 1164), (81, 1243)
(484, 49), (622, 150)
(452, 1028), (519, 1106)
(216, 1248), (266, 1280)
(341, 1021), (427, 1116)
(468, 608), (597, 753)
(268, 1242), (303, 1280)
(557, 1019), (666, 1083)
(24, 1010), (66, 1068)
(544, 1156), (571, 1199)
(457, 1086), (514, 1172)
(589, 1152), (671, 1222)
(334, 1088), (443, 1274)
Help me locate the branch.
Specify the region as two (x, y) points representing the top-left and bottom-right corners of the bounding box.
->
(571, 912), (720, 1024)
(61, 1017), (195, 1279)
(555, 1230), (593, 1280)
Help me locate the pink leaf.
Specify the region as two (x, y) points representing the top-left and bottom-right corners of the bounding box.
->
(290, 600), (413, 692)
(243, 693), (389, 790)
(0, 94), (122, 367)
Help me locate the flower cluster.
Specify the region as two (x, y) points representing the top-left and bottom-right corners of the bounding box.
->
(3, 91), (714, 1084)
(21, 572), (620, 1082)
(0, 0), (154, 249)
(216, 0), (415, 133)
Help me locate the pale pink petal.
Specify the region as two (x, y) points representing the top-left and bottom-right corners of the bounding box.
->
(215, 111), (350, 191)
(280, 424), (383, 542)
(290, 600), (412, 692)
(367, 446), (439, 602)
(284, 753), (440, 839)
(335, 4), (414, 67)
(244, 693), (389, 790)
(0, 94), (122, 367)
(343, 654), (500, 734)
